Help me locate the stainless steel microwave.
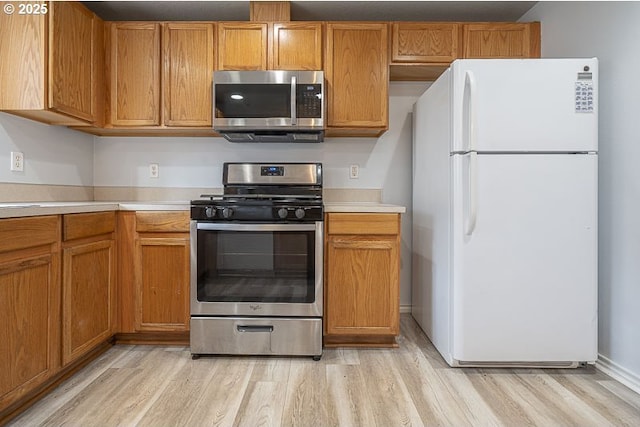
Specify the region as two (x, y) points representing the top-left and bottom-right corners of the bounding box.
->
(213, 70), (324, 142)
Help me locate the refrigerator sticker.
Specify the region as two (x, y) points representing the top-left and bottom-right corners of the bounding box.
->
(575, 81), (594, 113)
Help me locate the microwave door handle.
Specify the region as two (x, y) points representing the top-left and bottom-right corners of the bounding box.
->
(291, 75), (297, 125)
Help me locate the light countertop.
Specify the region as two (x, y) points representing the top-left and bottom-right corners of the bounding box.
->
(323, 202), (406, 214)
(117, 202), (190, 211)
(0, 201), (190, 219)
(0, 200), (406, 219)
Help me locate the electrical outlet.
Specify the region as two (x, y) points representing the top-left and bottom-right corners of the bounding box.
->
(149, 163), (159, 178)
(349, 164), (359, 179)
(10, 152), (24, 172)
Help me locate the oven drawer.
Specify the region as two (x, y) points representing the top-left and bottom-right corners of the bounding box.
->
(190, 317), (322, 357)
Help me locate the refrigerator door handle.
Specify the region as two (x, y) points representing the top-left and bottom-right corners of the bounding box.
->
(464, 71), (477, 152)
(464, 152), (478, 236)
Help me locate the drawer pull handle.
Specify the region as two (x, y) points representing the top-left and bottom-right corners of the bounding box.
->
(237, 325), (274, 333)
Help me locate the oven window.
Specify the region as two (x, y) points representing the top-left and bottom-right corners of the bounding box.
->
(196, 229), (316, 303)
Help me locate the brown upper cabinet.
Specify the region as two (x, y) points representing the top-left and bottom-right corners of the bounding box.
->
(390, 21), (540, 81)
(0, 1), (103, 126)
(325, 22), (389, 136)
(106, 22), (162, 126)
(218, 22), (322, 71)
(1, 5), (541, 136)
(390, 22), (461, 81)
(391, 22), (461, 63)
(163, 23), (216, 127)
(105, 22), (215, 129)
(217, 23), (269, 70)
(250, 1), (291, 21)
(462, 22), (541, 58)
(271, 22), (323, 70)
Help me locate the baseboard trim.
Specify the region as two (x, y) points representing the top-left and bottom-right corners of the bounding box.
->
(115, 331), (190, 346)
(400, 304), (411, 314)
(596, 354), (640, 395)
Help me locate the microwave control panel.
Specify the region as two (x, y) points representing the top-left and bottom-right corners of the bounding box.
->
(297, 84), (322, 118)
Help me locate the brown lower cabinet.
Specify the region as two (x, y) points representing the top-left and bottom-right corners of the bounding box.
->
(0, 210), (191, 422)
(0, 216), (61, 415)
(1, 207), (404, 419)
(61, 212), (117, 366)
(117, 211), (190, 340)
(324, 213), (401, 347)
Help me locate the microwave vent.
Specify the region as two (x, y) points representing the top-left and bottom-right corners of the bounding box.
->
(219, 131), (324, 143)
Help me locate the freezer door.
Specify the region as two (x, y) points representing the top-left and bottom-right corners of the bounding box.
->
(451, 153), (597, 363)
(451, 59), (598, 153)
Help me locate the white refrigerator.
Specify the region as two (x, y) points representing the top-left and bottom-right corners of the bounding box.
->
(411, 58), (598, 367)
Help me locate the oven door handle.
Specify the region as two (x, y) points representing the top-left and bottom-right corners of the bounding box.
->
(195, 222), (318, 232)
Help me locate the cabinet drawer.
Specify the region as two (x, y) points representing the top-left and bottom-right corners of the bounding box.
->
(136, 211), (190, 232)
(63, 211), (116, 241)
(326, 213), (399, 235)
(0, 215), (59, 253)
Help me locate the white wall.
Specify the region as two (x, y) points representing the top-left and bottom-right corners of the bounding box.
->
(93, 82), (427, 191)
(94, 81), (430, 306)
(0, 113), (94, 186)
(522, 2), (640, 387)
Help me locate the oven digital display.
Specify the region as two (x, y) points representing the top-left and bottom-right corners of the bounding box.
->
(261, 166), (284, 176)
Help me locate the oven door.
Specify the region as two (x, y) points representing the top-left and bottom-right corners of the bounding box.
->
(190, 221), (323, 317)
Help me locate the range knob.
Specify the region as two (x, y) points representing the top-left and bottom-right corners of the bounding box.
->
(295, 208), (306, 219)
(222, 207), (234, 219)
(277, 208), (288, 219)
(204, 206), (216, 218)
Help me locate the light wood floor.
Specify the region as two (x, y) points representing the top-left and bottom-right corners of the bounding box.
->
(8, 315), (640, 427)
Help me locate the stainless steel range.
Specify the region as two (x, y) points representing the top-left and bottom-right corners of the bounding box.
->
(190, 163), (323, 360)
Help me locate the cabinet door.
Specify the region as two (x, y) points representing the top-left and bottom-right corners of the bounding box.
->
(49, 2), (95, 121)
(271, 22), (322, 70)
(136, 236), (190, 331)
(0, 218), (60, 411)
(325, 236), (399, 337)
(0, 2), (101, 126)
(0, 12), (46, 110)
(108, 22), (161, 125)
(217, 23), (267, 70)
(163, 23), (215, 127)
(0, 254), (59, 408)
(62, 240), (115, 366)
(325, 23), (388, 129)
(463, 23), (540, 58)
(391, 22), (460, 63)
